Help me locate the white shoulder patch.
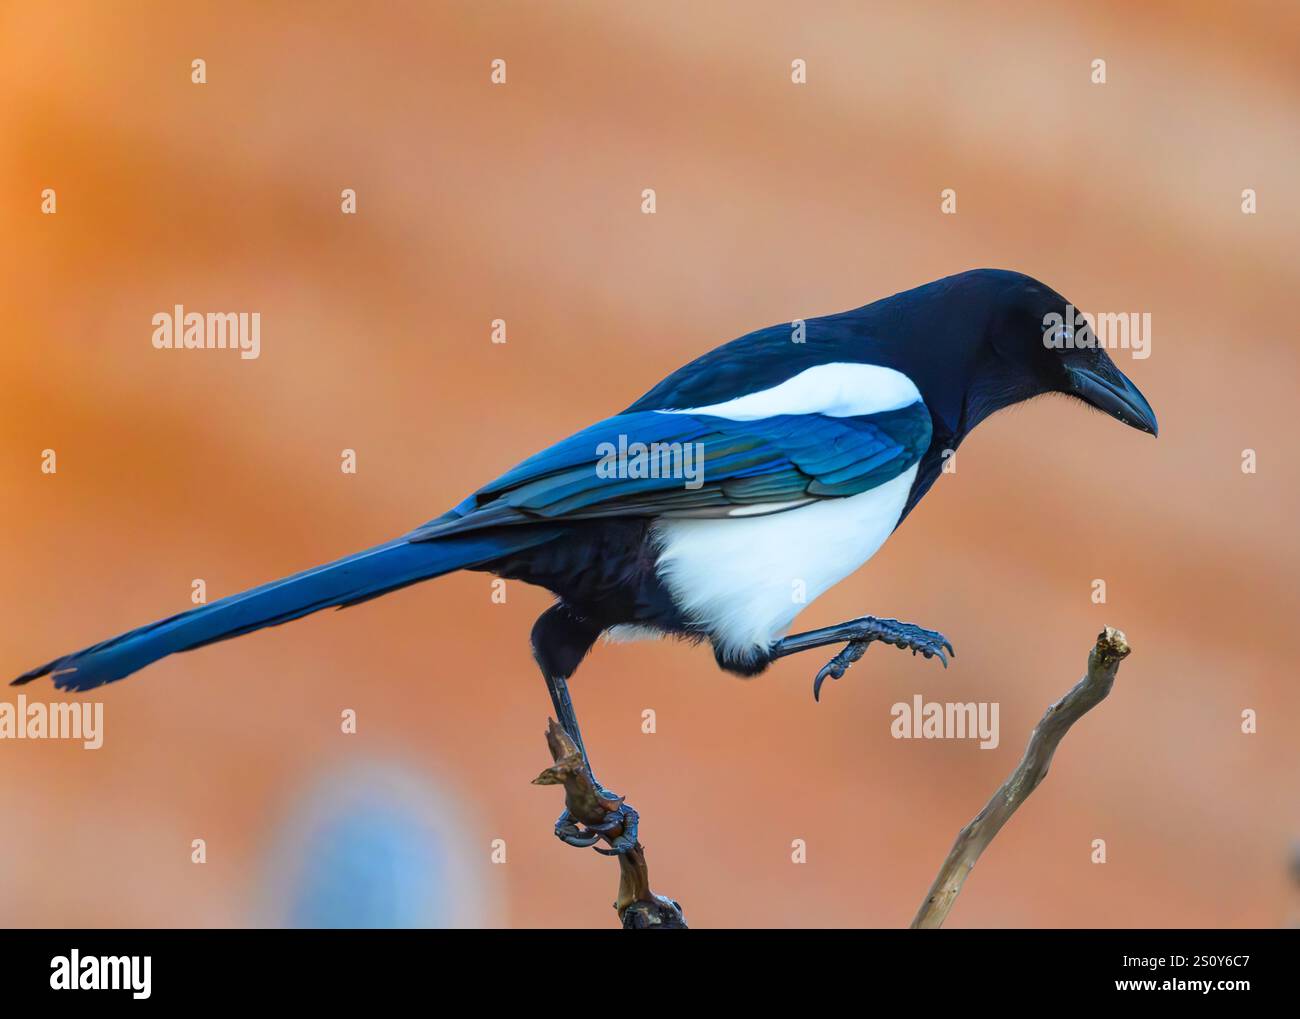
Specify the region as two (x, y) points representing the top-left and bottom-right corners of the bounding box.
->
(655, 362), (921, 420)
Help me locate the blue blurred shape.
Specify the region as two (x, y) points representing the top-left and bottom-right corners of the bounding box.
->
(262, 761), (499, 928)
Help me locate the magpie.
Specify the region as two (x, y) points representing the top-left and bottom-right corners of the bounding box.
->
(13, 268), (1157, 852)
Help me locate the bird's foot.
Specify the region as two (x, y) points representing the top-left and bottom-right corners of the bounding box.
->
(810, 618), (954, 701)
(533, 734), (642, 856)
(553, 792), (640, 856)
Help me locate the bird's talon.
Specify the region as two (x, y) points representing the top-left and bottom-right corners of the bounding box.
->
(555, 810), (602, 848)
(812, 640), (872, 701)
(593, 804), (639, 856)
(553, 802), (639, 854)
(586, 815), (623, 835)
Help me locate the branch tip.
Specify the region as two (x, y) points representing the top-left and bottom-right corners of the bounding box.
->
(910, 626), (1132, 929)
(1095, 625), (1130, 663)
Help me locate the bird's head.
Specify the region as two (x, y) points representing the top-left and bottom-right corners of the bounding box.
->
(973, 270), (1159, 437)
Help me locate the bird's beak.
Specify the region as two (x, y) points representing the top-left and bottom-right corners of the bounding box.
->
(1066, 363), (1159, 436)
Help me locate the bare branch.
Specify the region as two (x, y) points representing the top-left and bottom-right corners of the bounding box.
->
(911, 625), (1132, 929)
(533, 718), (687, 929)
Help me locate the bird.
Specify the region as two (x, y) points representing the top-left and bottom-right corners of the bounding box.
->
(13, 268), (1157, 853)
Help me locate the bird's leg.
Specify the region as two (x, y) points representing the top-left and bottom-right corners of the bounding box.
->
(544, 667), (590, 763)
(772, 616), (955, 701)
(543, 669), (639, 855)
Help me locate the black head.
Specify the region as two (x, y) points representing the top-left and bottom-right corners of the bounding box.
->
(968, 269), (1159, 437)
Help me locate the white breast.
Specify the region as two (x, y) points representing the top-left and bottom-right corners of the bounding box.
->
(650, 464), (919, 667)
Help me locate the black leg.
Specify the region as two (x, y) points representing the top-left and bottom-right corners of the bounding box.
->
(773, 615), (955, 701)
(544, 668), (590, 763)
(543, 668), (606, 849)
(540, 668), (640, 855)
(531, 603), (639, 855)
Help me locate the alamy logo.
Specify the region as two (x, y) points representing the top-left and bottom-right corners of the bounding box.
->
(151, 305), (261, 359)
(0, 694), (102, 749)
(50, 950), (151, 999)
(891, 695), (999, 749)
(595, 435), (706, 490)
(1043, 305), (1151, 360)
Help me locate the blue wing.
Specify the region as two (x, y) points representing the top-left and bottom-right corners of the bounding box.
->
(408, 404), (932, 540)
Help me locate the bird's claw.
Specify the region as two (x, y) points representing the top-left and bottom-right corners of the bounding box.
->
(811, 619), (954, 701)
(554, 808), (601, 848)
(593, 803), (639, 856)
(553, 799), (640, 856)
(812, 640), (870, 701)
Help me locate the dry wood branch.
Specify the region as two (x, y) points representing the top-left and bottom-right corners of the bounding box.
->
(533, 719), (687, 929)
(911, 625), (1132, 929)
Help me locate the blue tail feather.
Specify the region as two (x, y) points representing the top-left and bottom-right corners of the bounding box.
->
(13, 529), (558, 692)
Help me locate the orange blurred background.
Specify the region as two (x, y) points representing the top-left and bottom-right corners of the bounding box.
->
(1, 1), (1297, 928)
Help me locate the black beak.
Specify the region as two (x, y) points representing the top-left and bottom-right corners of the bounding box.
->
(1066, 365), (1159, 436)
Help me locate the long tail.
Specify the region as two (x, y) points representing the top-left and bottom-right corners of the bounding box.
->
(13, 528), (559, 693)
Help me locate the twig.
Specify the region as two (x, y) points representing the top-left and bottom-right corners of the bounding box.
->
(533, 719), (687, 929)
(911, 625), (1132, 929)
